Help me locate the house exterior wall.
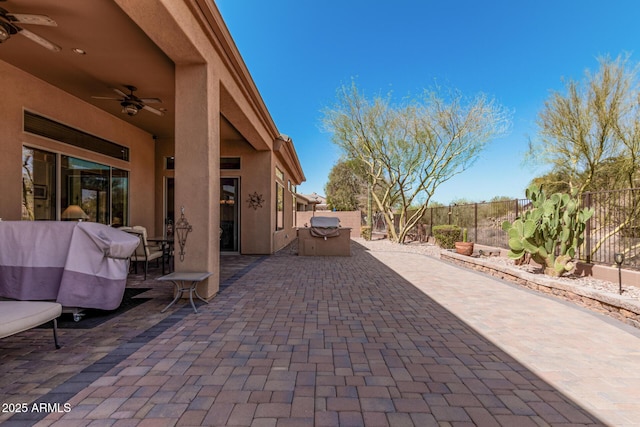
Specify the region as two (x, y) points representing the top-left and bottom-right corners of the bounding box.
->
(0, 61), (156, 232)
(1, 0), (305, 299)
(220, 137), (272, 254)
(129, 1), (305, 260)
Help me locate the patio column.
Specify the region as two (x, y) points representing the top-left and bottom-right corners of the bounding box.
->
(174, 64), (220, 298)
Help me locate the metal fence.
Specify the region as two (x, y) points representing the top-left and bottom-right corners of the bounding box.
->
(408, 188), (640, 270)
(582, 188), (640, 268)
(422, 199), (530, 249)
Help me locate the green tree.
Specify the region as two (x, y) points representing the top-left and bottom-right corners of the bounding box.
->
(323, 81), (510, 243)
(529, 55), (640, 260)
(528, 171), (572, 195)
(529, 55), (640, 193)
(325, 159), (367, 211)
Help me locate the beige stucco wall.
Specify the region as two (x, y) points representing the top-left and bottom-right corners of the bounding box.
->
(0, 61), (156, 233)
(129, 1), (304, 261)
(1, 0), (306, 306)
(220, 136), (271, 254)
(297, 227), (352, 256)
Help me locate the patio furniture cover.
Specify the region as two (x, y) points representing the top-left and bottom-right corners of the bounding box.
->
(309, 216), (341, 239)
(0, 221), (139, 310)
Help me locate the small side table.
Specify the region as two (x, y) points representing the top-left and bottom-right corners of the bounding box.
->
(156, 271), (212, 313)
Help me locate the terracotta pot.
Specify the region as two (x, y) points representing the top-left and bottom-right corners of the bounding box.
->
(455, 241), (474, 256)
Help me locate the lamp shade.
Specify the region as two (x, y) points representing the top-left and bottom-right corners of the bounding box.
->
(61, 205), (89, 220)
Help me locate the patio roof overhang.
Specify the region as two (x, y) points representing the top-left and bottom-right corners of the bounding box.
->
(0, 0), (289, 153)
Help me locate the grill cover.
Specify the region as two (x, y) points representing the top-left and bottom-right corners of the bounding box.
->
(309, 216), (341, 239)
(310, 216), (340, 228)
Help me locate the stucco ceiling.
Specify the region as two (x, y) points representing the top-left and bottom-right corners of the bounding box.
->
(0, 0), (177, 138)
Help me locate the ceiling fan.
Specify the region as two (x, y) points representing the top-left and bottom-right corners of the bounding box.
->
(92, 85), (165, 117)
(0, 3), (61, 52)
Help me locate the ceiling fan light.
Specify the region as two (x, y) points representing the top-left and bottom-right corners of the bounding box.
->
(121, 102), (139, 116)
(0, 24), (10, 41)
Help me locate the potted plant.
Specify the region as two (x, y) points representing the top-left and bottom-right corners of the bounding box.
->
(455, 228), (474, 256)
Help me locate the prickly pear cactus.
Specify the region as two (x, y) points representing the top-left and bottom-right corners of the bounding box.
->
(501, 185), (594, 277)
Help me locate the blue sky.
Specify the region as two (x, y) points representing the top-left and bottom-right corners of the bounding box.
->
(216, 1), (640, 204)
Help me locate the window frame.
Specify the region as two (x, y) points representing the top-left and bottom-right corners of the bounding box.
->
(22, 145), (130, 225)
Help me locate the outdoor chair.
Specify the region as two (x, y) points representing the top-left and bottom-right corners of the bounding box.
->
(123, 226), (164, 280)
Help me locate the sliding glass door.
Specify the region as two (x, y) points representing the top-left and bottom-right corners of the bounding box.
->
(220, 178), (239, 252)
(21, 146), (128, 224)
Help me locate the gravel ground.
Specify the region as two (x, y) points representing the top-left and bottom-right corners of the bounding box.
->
(356, 237), (640, 301)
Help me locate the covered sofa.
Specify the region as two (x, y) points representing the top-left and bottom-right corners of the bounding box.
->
(0, 221), (138, 311)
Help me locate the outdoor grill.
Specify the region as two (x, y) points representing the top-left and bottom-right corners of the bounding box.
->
(309, 216), (341, 239)
(297, 216), (351, 256)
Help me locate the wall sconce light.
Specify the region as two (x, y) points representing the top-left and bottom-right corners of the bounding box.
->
(174, 206), (193, 262)
(614, 253), (625, 295)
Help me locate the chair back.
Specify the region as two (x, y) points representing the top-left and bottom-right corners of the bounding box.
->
(131, 226), (152, 257)
(119, 227), (146, 257)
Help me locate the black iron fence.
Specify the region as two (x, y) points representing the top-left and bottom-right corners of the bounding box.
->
(582, 188), (640, 268)
(422, 199), (530, 249)
(390, 188), (640, 270)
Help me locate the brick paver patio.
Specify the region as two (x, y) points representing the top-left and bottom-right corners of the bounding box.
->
(1, 240), (639, 426)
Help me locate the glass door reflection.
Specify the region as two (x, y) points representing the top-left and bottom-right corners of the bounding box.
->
(220, 178), (239, 252)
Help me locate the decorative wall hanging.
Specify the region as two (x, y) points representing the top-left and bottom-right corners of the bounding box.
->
(247, 192), (264, 210)
(174, 206), (193, 262)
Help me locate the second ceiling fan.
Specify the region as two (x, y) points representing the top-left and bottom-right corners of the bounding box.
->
(92, 85), (165, 117)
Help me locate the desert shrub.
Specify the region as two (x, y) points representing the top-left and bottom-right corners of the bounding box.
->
(432, 225), (461, 249)
(360, 226), (372, 241)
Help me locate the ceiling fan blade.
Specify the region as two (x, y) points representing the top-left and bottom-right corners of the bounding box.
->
(111, 88), (129, 98)
(7, 13), (57, 26)
(18, 28), (60, 51)
(142, 105), (164, 116)
(139, 98), (162, 104)
(91, 96), (122, 100)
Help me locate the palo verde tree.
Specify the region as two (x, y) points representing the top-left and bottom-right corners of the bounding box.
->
(528, 54), (640, 194)
(323, 81), (510, 243)
(529, 55), (640, 260)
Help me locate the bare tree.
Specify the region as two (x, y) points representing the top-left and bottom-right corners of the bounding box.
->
(323, 81), (510, 243)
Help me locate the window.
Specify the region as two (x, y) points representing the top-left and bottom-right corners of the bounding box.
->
(22, 147), (56, 220)
(165, 156), (175, 170)
(21, 146), (128, 224)
(275, 166), (285, 230)
(276, 182), (284, 230)
(62, 156), (110, 223)
(292, 194), (296, 227)
(221, 157), (240, 170)
(24, 111), (129, 161)
(111, 168), (129, 227)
